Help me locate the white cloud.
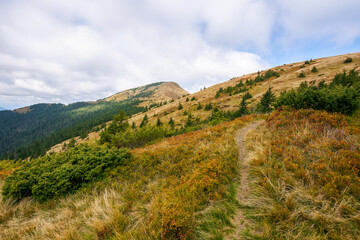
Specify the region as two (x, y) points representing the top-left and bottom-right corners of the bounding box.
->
(0, 0), (359, 109)
(275, 0), (360, 46)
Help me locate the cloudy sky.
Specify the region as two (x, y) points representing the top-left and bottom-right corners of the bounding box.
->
(1, 0), (360, 109)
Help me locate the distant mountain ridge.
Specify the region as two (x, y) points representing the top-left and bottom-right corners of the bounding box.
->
(47, 52), (360, 154)
(0, 82), (188, 159)
(0, 106), (6, 111)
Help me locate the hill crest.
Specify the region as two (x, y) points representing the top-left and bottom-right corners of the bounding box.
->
(103, 81), (189, 106)
(47, 52), (360, 154)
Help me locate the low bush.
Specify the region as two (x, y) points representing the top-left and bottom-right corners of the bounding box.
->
(106, 125), (174, 149)
(255, 69), (280, 82)
(344, 57), (353, 63)
(2, 145), (130, 202)
(214, 70), (279, 98)
(311, 66), (318, 73)
(298, 72), (306, 78)
(276, 70), (360, 115)
(204, 103), (213, 111)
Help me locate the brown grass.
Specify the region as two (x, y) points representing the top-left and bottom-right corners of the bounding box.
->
(242, 109), (360, 239)
(1, 115), (261, 239)
(48, 52), (360, 154)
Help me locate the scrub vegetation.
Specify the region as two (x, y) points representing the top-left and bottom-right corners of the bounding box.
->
(1, 53), (360, 239)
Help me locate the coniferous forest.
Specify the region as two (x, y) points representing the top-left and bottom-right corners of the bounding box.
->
(0, 100), (144, 160)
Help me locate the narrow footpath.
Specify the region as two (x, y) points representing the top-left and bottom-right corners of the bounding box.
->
(227, 120), (264, 240)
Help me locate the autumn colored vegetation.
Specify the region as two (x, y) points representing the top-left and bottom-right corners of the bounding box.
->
(247, 108), (360, 239)
(1, 58), (360, 239)
(0, 114), (258, 239)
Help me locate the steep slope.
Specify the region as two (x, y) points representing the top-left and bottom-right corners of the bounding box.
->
(1, 52), (360, 239)
(129, 52), (360, 125)
(0, 115), (259, 239)
(49, 52), (360, 153)
(0, 82), (188, 159)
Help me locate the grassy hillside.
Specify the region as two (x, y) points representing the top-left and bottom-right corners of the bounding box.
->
(1, 52), (360, 239)
(243, 108), (360, 239)
(0, 115), (259, 239)
(49, 52), (360, 153)
(104, 82), (189, 106)
(1, 109), (359, 239)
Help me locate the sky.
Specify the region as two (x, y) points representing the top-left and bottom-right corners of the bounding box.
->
(0, 0), (360, 110)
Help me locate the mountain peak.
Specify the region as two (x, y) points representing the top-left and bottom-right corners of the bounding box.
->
(103, 81), (189, 104)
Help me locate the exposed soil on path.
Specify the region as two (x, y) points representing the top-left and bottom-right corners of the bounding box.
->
(227, 120), (264, 240)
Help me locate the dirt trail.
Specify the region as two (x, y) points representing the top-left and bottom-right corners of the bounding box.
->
(227, 120), (264, 240)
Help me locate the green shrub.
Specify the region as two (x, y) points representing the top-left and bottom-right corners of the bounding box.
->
(108, 125), (174, 149)
(331, 69), (360, 88)
(233, 95), (249, 118)
(2, 145), (130, 202)
(99, 111), (130, 143)
(311, 66), (318, 73)
(208, 109), (233, 125)
(168, 118), (175, 129)
(139, 114), (149, 128)
(215, 91), (221, 98)
(178, 103), (183, 110)
(257, 88), (276, 113)
(298, 72), (306, 78)
(156, 118), (162, 127)
(204, 103), (213, 111)
(243, 92), (253, 100)
(255, 70), (280, 83)
(276, 70), (360, 114)
(344, 57), (353, 63)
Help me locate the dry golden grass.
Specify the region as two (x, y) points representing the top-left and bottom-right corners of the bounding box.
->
(104, 82), (188, 104)
(48, 52), (360, 154)
(242, 109), (360, 239)
(1, 115), (260, 239)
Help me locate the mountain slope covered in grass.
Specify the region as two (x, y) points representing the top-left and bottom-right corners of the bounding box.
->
(48, 52), (360, 153)
(0, 52), (360, 239)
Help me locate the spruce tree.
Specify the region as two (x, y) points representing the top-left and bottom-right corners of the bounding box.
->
(239, 95), (249, 115)
(257, 88), (276, 113)
(311, 66), (318, 73)
(140, 114), (149, 128)
(168, 118), (175, 129)
(178, 103), (183, 110)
